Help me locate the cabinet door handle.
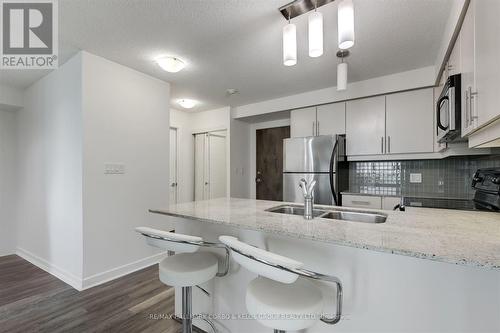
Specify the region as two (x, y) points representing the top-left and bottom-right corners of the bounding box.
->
(465, 89), (470, 126)
(381, 137), (384, 154)
(316, 121), (319, 135)
(387, 136), (391, 153)
(312, 122), (315, 136)
(470, 87), (478, 123)
(352, 200), (370, 206)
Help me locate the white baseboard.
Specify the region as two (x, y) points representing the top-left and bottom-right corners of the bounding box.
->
(81, 252), (166, 290)
(16, 247), (84, 291)
(0, 249), (15, 257)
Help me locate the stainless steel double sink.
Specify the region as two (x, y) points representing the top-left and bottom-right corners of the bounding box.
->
(266, 204), (387, 224)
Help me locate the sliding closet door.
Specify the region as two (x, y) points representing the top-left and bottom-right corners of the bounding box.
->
(169, 127), (178, 204)
(208, 131), (227, 199)
(194, 133), (207, 201)
(194, 130), (227, 200)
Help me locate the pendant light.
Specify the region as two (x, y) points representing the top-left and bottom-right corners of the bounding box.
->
(283, 12), (297, 66)
(337, 50), (349, 91)
(308, 2), (323, 58)
(338, 0), (355, 49)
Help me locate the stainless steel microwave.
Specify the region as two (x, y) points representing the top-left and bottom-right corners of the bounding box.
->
(436, 74), (462, 143)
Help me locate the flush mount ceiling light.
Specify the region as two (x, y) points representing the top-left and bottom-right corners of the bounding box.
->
(336, 50), (349, 91)
(338, 0), (355, 49)
(156, 56), (186, 73)
(178, 99), (197, 109)
(308, 6), (323, 57)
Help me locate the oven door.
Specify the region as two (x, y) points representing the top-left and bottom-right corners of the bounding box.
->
(436, 85), (456, 143)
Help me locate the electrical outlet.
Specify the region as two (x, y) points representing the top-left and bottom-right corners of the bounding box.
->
(410, 173), (422, 183)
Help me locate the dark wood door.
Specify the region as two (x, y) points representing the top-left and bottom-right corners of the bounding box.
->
(256, 126), (290, 201)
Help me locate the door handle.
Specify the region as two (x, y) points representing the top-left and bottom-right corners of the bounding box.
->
(312, 122), (315, 136)
(387, 136), (391, 153)
(381, 137), (384, 154)
(170, 182), (177, 187)
(316, 121), (319, 135)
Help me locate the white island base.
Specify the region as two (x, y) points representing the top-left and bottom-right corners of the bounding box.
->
(166, 217), (500, 333)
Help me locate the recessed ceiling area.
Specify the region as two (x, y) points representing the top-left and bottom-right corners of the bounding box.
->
(0, 0), (453, 112)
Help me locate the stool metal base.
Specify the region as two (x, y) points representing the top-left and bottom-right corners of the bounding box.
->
(181, 286), (193, 333)
(273, 330), (285, 333)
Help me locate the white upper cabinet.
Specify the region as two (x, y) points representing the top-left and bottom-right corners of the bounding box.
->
(346, 96), (386, 156)
(474, 0), (500, 128)
(316, 102), (346, 135)
(460, 0), (477, 136)
(447, 34), (461, 77)
(386, 89), (434, 154)
(290, 107), (316, 137)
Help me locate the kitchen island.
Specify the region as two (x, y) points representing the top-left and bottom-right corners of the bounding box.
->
(151, 197), (500, 269)
(151, 198), (500, 333)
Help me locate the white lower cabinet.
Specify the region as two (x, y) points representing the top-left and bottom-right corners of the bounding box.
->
(343, 194), (400, 211)
(342, 195), (382, 209)
(381, 196), (401, 211)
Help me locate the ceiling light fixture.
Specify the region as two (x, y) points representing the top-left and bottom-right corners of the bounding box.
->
(178, 99), (197, 109)
(156, 56), (186, 73)
(283, 13), (297, 66)
(336, 50), (349, 91)
(308, 2), (323, 58)
(338, 0), (355, 49)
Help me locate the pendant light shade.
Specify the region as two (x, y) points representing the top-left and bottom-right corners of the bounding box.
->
(338, 0), (355, 49)
(337, 62), (348, 91)
(308, 11), (323, 58)
(283, 23), (297, 66)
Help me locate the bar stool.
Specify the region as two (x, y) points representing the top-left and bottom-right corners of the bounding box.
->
(219, 235), (342, 333)
(136, 227), (229, 333)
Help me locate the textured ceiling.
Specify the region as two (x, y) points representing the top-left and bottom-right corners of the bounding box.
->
(0, 0), (453, 111)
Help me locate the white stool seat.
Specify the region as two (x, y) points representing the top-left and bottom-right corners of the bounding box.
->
(159, 252), (219, 287)
(246, 276), (324, 331)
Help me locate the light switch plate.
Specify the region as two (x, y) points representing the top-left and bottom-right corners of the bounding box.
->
(410, 173), (422, 183)
(104, 163), (125, 175)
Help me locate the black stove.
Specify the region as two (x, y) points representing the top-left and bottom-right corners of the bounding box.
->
(472, 168), (500, 211)
(403, 168), (500, 212)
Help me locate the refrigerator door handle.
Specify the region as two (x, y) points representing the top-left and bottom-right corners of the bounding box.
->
(329, 139), (339, 206)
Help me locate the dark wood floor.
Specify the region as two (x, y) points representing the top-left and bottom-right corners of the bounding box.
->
(0, 255), (181, 333)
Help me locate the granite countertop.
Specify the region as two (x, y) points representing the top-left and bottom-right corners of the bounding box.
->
(150, 198), (500, 270)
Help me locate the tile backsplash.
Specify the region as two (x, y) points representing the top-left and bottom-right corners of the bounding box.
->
(348, 155), (500, 199)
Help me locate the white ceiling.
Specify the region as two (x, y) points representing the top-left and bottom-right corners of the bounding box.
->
(0, 0), (453, 111)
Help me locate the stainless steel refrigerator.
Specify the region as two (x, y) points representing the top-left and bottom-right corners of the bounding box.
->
(283, 135), (347, 206)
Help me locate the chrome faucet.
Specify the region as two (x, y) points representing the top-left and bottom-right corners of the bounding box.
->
(299, 179), (317, 220)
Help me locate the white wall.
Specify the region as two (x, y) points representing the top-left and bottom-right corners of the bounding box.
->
(0, 109), (17, 256)
(81, 52), (171, 285)
(230, 113), (251, 198)
(0, 84), (24, 110)
(16, 53), (84, 287)
(170, 108), (195, 203)
(233, 66), (435, 119)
